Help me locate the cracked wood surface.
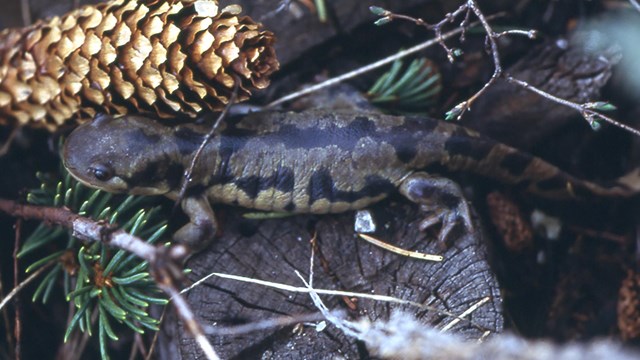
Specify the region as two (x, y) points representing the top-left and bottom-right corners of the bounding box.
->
(159, 202), (503, 359)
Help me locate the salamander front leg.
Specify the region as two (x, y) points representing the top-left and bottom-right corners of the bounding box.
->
(399, 172), (473, 245)
(173, 194), (217, 252)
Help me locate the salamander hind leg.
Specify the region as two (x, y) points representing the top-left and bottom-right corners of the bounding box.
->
(399, 172), (473, 245)
(174, 194), (217, 252)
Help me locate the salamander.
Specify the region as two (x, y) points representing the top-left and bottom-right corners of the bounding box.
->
(62, 110), (640, 249)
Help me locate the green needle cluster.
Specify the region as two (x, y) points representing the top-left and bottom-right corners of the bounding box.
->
(367, 57), (441, 112)
(19, 166), (169, 360)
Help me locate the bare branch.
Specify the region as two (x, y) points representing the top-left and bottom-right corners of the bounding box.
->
(185, 268), (488, 331)
(160, 284), (220, 360)
(0, 265), (14, 359)
(266, 14), (503, 109)
(20, 0), (31, 26)
(442, 0), (504, 120)
(0, 199), (220, 360)
(174, 80), (239, 212)
(0, 262), (54, 311)
(204, 312), (326, 336)
(505, 76), (640, 137)
(12, 219), (22, 360)
(185, 271), (426, 307)
(439, 1), (640, 135)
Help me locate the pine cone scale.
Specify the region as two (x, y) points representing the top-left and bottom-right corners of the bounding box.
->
(1, 0), (279, 130)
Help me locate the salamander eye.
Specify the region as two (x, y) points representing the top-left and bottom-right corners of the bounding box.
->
(89, 164), (114, 181)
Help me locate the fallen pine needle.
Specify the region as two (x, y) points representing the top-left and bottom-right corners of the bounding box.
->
(357, 233), (443, 261)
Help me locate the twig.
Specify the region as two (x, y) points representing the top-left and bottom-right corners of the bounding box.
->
(12, 219), (22, 360)
(0, 199), (220, 360)
(59, 302), (93, 360)
(294, 255), (492, 340)
(177, 224), (493, 348)
(371, 2), (511, 119)
(174, 80), (239, 212)
(0, 127), (21, 156)
(298, 245), (363, 338)
(297, 242), (496, 356)
(161, 284), (219, 360)
(298, 239), (495, 355)
(630, 0), (640, 13)
(505, 76), (640, 137)
(0, 262), (54, 312)
(204, 312), (326, 335)
(384, 2), (640, 135)
(265, 14), (503, 109)
(295, 269), (363, 338)
(440, 1), (504, 120)
(184, 271), (426, 307)
(374, 4), (470, 62)
(20, 0), (31, 26)
(567, 225), (629, 245)
(453, 2), (638, 135)
(304, 243), (489, 334)
(440, 296), (490, 331)
(127, 335), (138, 360)
(185, 270), (486, 329)
(145, 305), (167, 360)
(0, 265), (14, 359)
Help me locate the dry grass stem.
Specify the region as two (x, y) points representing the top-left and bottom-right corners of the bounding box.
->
(441, 297), (491, 331)
(357, 233), (443, 261)
(204, 312), (326, 336)
(0, 262), (54, 311)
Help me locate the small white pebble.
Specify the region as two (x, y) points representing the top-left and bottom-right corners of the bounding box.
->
(315, 321), (327, 332)
(354, 210), (376, 233)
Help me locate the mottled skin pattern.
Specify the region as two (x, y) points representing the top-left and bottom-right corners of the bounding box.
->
(63, 111), (640, 249)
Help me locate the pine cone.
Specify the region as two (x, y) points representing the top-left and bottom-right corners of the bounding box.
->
(0, 0), (279, 131)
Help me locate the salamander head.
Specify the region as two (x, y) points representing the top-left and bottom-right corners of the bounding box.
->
(63, 114), (175, 195)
